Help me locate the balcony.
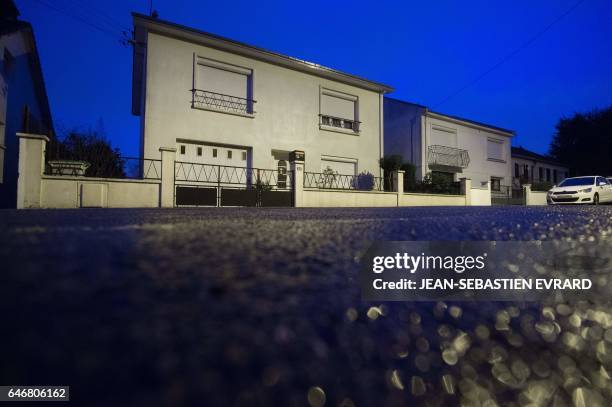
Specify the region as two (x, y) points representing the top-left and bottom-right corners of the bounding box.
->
(191, 89), (256, 115)
(427, 145), (470, 168)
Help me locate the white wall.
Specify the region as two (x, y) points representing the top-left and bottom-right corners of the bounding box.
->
(142, 32), (384, 176)
(400, 192), (466, 206)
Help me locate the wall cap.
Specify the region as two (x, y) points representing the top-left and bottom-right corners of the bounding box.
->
(159, 147), (177, 152)
(16, 133), (50, 142)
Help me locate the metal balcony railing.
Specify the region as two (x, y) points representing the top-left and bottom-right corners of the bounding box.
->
(191, 89), (256, 114)
(427, 145), (470, 168)
(320, 115), (360, 132)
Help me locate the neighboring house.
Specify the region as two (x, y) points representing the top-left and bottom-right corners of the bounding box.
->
(384, 98), (514, 189)
(131, 13), (393, 179)
(511, 146), (569, 187)
(0, 0), (53, 208)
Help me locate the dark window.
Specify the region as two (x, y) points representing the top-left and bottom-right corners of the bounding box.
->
(277, 160), (287, 189)
(227, 150), (232, 159)
(514, 163), (519, 178)
(539, 167), (544, 181)
(212, 149), (217, 158)
(197, 147), (202, 156)
(546, 168), (551, 182)
(523, 165), (529, 178)
(553, 169), (557, 183)
(180, 145), (186, 155)
(491, 177), (501, 192)
(242, 151), (247, 161)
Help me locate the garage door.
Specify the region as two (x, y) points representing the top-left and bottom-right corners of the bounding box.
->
(321, 157), (357, 176)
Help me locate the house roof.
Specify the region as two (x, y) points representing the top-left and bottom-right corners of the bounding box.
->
(385, 97), (515, 136)
(1, 6), (54, 136)
(131, 13), (394, 99)
(511, 146), (566, 167)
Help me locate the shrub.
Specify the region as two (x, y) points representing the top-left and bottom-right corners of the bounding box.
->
(353, 171), (375, 190)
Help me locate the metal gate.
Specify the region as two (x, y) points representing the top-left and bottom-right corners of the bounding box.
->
(174, 161), (293, 207)
(491, 186), (524, 205)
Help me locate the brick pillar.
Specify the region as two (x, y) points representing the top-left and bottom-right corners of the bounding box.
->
(159, 147), (176, 208)
(17, 133), (48, 209)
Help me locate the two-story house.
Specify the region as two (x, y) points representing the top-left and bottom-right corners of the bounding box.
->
(131, 14), (393, 184)
(384, 98), (514, 191)
(511, 146), (569, 187)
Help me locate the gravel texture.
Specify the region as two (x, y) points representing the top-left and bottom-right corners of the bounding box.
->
(1, 206), (612, 406)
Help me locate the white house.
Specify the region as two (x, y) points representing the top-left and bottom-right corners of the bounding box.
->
(131, 13), (393, 181)
(384, 98), (514, 190)
(511, 146), (569, 186)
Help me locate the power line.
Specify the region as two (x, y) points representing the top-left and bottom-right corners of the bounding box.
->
(63, 0), (129, 32)
(433, 0), (586, 109)
(29, 0), (123, 40)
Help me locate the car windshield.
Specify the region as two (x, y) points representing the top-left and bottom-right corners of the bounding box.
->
(558, 177), (595, 187)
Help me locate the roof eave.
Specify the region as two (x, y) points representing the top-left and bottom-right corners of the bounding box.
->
(131, 13), (394, 94)
(425, 110), (514, 137)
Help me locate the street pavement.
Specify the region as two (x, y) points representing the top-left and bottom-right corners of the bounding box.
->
(1, 206), (612, 406)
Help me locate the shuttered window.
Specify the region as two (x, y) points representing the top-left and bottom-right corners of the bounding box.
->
(193, 57), (253, 114)
(321, 93), (355, 120)
(197, 64), (248, 98)
(487, 139), (504, 161)
(430, 126), (456, 146)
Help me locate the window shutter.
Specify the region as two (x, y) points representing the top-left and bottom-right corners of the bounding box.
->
(321, 94), (355, 120)
(197, 64), (248, 99)
(487, 139), (504, 161)
(430, 127), (456, 146)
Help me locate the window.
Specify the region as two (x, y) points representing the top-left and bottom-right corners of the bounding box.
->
(320, 89), (359, 132)
(197, 147), (202, 156)
(227, 150), (232, 159)
(490, 177), (501, 192)
(320, 156), (357, 176)
(487, 139), (504, 162)
(242, 151), (247, 161)
(553, 169), (557, 183)
(546, 168), (551, 182)
(194, 57), (254, 114)
(180, 145), (186, 155)
(514, 163), (520, 178)
(277, 160), (287, 189)
(212, 149), (217, 158)
(523, 165), (529, 178)
(539, 167), (544, 181)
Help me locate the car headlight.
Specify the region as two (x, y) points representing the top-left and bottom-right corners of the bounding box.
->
(578, 188), (592, 193)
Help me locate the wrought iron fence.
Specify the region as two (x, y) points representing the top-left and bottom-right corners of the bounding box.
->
(191, 89), (256, 114)
(45, 157), (162, 180)
(319, 114), (360, 132)
(303, 171), (384, 191)
(174, 162), (292, 189)
(491, 185), (524, 205)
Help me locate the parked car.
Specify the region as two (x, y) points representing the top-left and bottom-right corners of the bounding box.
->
(547, 176), (612, 205)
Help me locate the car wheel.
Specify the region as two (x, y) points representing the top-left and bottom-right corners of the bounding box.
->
(594, 193), (599, 205)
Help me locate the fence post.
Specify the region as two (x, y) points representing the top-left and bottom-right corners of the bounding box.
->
(523, 184), (531, 206)
(159, 147), (176, 208)
(289, 150), (305, 207)
(460, 178), (472, 206)
(17, 133), (48, 209)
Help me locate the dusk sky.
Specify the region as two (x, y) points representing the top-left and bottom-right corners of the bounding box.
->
(18, 0), (612, 157)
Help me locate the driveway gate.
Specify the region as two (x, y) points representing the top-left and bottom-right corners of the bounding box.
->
(491, 186), (524, 205)
(174, 161), (293, 207)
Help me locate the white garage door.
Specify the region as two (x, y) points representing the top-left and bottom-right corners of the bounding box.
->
(321, 158), (357, 176)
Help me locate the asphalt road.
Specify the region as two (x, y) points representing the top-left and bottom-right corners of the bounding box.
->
(1, 206), (612, 406)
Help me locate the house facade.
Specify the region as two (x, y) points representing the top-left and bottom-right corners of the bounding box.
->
(131, 14), (392, 180)
(0, 0), (54, 208)
(511, 146), (569, 187)
(384, 98), (514, 189)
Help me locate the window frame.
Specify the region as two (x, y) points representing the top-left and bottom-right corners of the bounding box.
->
(486, 138), (505, 163)
(319, 87), (360, 135)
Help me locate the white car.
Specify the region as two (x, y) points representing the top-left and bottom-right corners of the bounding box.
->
(547, 176), (612, 205)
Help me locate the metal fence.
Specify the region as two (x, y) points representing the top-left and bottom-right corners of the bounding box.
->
(491, 185), (524, 205)
(191, 89), (256, 115)
(45, 157), (162, 180)
(174, 162), (292, 189)
(303, 171), (384, 191)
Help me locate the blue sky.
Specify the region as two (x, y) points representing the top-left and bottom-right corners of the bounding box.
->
(18, 0), (612, 157)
